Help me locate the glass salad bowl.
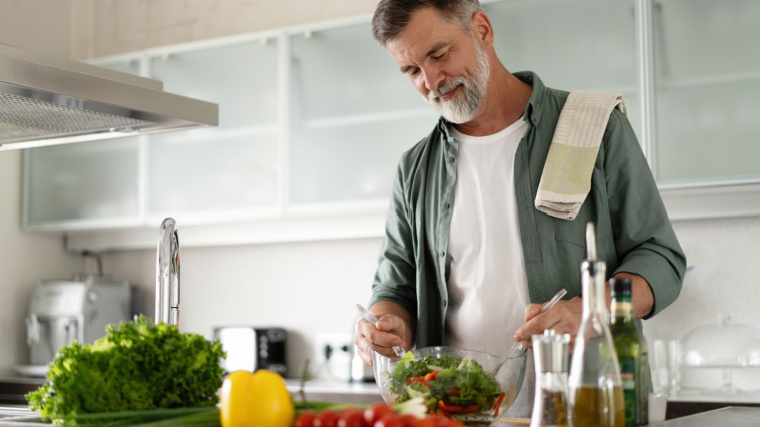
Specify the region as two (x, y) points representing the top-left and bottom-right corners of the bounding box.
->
(371, 346), (527, 425)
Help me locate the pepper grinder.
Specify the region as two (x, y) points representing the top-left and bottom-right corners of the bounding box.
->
(531, 329), (571, 427)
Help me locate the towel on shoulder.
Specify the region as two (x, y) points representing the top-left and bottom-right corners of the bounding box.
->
(535, 90), (626, 220)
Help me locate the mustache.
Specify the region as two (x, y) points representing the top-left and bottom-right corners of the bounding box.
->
(427, 76), (467, 101)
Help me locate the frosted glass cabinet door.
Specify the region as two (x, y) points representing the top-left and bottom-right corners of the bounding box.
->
(289, 22), (438, 204)
(148, 39), (280, 213)
(91, 56), (142, 76)
(25, 138), (140, 224)
(653, 0), (760, 184)
(484, 0), (640, 140)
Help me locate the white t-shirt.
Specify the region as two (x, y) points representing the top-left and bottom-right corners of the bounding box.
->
(444, 118), (530, 353)
(444, 118), (535, 417)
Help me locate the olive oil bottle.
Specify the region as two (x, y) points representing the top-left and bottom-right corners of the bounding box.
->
(610, 278), (649, 426)
(569, 223), (625, 427)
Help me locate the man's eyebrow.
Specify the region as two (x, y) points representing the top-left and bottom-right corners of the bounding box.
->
(424, 41), (449, 59)
(398, 41), (451, 74)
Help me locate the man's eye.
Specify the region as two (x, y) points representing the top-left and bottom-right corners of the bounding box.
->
(433, 51), (447, 60)
(409, 68), (420, 77)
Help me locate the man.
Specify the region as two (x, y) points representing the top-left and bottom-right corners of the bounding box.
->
(354, 0), (686, 417)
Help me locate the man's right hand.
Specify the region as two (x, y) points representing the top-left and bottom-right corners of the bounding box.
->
(353, 302), (413, 365)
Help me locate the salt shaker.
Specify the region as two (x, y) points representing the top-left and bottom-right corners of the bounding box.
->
(530, 329), (571, 427)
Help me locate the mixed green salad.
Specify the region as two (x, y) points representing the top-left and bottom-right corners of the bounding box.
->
(387, 352), (506, 419)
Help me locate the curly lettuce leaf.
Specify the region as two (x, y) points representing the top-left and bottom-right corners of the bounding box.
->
(26, 315), (226, 425)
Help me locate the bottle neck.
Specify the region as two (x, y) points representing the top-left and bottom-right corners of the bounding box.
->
(611, 297), (634, 322)
(581, 260), (607, 320)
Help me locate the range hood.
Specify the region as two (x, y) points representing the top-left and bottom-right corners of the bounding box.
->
(0, 43), (218, 150)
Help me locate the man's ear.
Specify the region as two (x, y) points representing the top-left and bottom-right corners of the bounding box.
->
(471, 11), (494, 48)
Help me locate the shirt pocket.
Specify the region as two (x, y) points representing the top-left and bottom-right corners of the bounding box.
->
(553, 202), (596, 249)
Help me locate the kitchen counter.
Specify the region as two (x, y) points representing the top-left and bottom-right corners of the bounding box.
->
(6, 376), (760, 425)
(644, 406), (760, 425)
(285, 377), (383, 405)
(666, 389), (760, 419)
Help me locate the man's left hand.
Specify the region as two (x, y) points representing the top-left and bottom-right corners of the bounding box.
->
(512, 298), (583, 351)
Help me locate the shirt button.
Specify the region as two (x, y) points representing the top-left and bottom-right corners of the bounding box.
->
(439, 251), (445, 257)
(442, 202), (449, 210)
(448, 156), (454, 163)
(442, 300), (447, 307)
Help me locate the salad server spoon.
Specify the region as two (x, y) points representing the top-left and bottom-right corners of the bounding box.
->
(356, 304), (407, 357)
(505, 288), (568, 358)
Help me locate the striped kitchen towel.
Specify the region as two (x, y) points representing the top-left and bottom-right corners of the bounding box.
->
(535, 90), (626, 220)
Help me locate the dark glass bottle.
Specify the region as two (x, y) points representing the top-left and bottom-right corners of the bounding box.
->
(610, 278), (649, 426)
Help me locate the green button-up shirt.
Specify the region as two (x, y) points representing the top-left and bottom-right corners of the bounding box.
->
(369, 71), (686, 348)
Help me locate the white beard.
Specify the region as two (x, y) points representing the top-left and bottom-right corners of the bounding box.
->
(424, 41), (490, 124)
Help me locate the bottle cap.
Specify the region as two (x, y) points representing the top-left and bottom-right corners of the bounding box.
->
(610, 277), (633, 296)
(531, 329), (571, 373)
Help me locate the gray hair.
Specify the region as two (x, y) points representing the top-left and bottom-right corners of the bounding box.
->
(372, 0), (485, 46)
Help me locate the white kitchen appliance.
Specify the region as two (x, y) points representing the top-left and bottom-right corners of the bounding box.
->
(213, 326), (288, 376)
(23, 276), (132, 370)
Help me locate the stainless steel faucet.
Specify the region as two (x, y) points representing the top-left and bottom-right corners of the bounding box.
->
(155, 218), (180, 327)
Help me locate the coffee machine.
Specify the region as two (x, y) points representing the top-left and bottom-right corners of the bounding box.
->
(24, 276), (132, 367)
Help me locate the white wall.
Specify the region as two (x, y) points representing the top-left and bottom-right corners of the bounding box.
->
(0, 151), (81, 376)
(99, 237), (382, 378)
(645, 217), (760, 341)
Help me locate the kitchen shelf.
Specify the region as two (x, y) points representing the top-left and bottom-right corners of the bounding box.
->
(63, 208), (387, 252)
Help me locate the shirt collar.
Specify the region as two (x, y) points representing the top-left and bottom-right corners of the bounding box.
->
(513, 71), (545, 127)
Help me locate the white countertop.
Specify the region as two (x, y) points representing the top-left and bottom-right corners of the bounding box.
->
(285, 377), (381, 396)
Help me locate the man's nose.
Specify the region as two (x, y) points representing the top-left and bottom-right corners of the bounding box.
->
(422, 67), (445, 94)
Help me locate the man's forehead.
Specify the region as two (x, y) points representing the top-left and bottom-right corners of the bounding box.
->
(387, 8), (461, 61)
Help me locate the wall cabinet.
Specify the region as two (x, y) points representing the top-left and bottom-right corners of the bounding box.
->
(652, 0), (760, 184)
(23, 0), (760, 250)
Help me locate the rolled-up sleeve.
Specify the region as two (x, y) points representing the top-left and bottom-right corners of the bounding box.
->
(604, 110), (687, 318)
(368, 161), (419, 319)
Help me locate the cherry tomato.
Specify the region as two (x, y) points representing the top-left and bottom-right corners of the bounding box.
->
(364, 403), (395, 426)
(337, 408), (366, 427)
(409, 417), (437, 427)
(397, 414), (417, 426)
(295, 411), (317, 427)
(314, 410), (339, 427)
(374, 414), (403, 427)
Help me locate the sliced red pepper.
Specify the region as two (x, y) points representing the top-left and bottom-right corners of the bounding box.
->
(492, 392), (506, 418)
(438, 400), (480, 413)
(449, 388), (460, 394)
(424, 370), (440, 382)
(406, 376), (429, 386)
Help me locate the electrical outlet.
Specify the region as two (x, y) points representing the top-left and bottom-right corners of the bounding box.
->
(314, 332), (353, 381)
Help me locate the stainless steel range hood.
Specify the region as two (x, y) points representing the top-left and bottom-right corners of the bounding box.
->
(0, 43), (218, 150)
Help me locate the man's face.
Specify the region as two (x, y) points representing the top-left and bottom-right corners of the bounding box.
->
(387, 7), (490, 124)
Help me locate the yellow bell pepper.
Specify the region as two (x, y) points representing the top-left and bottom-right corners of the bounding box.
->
(220, 369), (294, 427)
